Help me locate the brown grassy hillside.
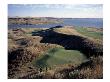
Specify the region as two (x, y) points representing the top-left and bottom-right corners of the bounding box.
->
(8, 26), (103, 79)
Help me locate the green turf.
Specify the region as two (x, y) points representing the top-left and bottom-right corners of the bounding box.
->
(75, 27), (103, 40)
(34, 48), (87, 68)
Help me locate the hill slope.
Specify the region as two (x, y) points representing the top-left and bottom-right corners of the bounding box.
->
(8, 26), (103, 79)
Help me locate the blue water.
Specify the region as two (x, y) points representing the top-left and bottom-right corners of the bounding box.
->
(8, 18), (103, 28)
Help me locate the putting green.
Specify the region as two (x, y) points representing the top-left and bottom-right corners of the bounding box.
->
(34, 48), (87, 68)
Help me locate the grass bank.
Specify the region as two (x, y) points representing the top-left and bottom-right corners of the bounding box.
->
(33, 47), (87, 68)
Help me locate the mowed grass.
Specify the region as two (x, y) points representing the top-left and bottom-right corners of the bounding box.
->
(75, 27), (103, 40)
(34, 48), (87, 68)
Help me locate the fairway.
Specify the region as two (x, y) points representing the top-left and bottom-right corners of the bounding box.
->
(75, 27), (103, 40)
(34, 48), (87, 68)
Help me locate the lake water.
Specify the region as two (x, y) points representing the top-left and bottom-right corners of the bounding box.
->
(8, 18), (103, 28)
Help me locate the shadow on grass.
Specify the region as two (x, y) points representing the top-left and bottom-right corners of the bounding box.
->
(35, 48), (61, 68)
(32, 27), (103, 68)
(35, 55), (50, 68)
(32, 28), (103, 58)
